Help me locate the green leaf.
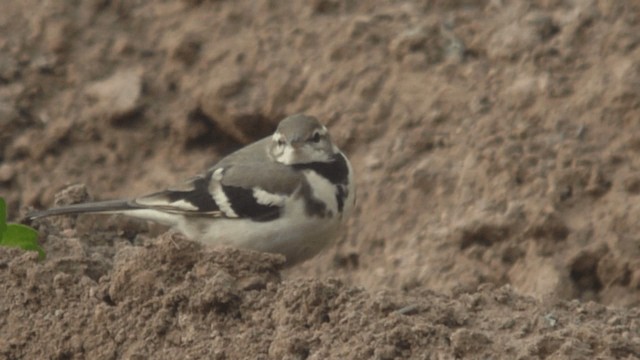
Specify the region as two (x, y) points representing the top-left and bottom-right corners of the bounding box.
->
(4, 223), (39, 243)
(0, 197), (46, 260)
(1, 224), (45, 260)
(0, 197), (6, 238)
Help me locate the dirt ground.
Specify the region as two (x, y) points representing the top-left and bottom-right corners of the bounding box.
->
(1, 0), (640, 358)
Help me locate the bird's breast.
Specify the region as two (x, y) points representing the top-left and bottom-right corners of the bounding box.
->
(299, 170), (340, 218)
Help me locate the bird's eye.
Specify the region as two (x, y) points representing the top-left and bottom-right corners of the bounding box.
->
(277, 139), (285, 147)
(311, 132), (321, 143)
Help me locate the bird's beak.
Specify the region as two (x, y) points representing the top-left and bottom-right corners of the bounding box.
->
(290, 141), (303, 150)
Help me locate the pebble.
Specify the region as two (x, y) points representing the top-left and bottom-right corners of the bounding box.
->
(86, 69), (143, 124)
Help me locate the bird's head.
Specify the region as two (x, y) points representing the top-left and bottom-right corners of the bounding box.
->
(269, 114), (338, 165)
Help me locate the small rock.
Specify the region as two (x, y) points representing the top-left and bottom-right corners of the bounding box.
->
(53, 184), (91, 207)
(86, 69), (143, 124)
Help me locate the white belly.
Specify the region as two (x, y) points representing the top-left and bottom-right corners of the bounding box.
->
(177, 195), (343, 265)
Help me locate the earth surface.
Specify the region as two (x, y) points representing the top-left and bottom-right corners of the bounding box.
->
(1, 0), (640, 359)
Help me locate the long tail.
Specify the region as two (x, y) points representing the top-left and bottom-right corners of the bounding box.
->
(26, 200), (140, 221)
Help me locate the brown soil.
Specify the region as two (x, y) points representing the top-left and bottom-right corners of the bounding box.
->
(1, 0), (640, 359)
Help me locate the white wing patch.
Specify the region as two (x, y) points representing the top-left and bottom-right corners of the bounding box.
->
(135, 197), (199, 211)
(253, 187), (286, 206)
(166, 199), (199, 211)
(209, 168), (239, 218)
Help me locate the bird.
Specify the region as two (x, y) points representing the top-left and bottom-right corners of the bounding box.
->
(27, 114), (355, 265)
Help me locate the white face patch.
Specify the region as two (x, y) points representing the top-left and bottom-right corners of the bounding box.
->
(272, 132), (285, 143)
(209, 168), (239, 218)
(276, 144), (333, 165)
(272, 124), (335, 165)
(276, 145), (296, 165)
(253, 187), (286, 206)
